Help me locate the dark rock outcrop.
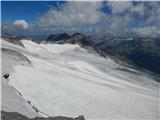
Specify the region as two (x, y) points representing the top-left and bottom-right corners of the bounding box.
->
(1, 111), (85, 120)
(1, 34), (24, 47)
(46, 33), (71, 43)
(65, 33), (101, 54)
(65, 33), (91, 46)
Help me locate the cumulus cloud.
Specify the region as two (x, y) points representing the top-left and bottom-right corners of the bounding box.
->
(106, 1), (160, 36)
(109, 15), (131, 31)
(146, 2), (160, 26)
(36, 1), (106, 28)
(2, 1), (160, 37)
(36, 1), (134, 34)
(107, 1), (133, 14)
(130, 3), (145, 16)
(14, 19), (29, 29)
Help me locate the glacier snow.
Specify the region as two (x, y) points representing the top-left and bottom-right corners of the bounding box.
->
(2, 39), (159, 119)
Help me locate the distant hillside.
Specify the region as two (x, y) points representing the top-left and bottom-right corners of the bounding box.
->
(94, 37), (160, 74)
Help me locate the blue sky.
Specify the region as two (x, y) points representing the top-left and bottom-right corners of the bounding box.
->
(1, 1), (160, 38)
(1, 1), (64, 23)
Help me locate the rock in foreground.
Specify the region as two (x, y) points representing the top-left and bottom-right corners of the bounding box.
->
(1, 111), (85, 120)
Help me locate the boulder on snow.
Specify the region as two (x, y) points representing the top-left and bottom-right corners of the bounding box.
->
(3, 73), (9, 79)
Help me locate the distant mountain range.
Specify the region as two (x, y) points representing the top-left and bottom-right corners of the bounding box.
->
(1, 33), (160, 75)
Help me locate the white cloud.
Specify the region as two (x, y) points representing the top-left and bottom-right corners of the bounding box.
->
(36, 1), (105, 28)
(3, 1), (160, 37)
(107, 1), (133, 14)
(146, 2), (160, 26)
(130, 3), (145, 16)
(14, 19), (29, 29)
(109, 15), (131, 31)
(133, 26), (160, 37)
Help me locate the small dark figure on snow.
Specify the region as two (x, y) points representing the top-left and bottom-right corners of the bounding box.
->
(3, 73), (9, 79)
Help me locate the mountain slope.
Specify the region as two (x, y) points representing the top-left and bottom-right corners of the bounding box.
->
(46, 33), (160, 74)
(1, 38), (159, 119)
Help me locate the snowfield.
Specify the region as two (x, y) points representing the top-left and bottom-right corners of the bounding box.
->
(1, 39), (160, 119)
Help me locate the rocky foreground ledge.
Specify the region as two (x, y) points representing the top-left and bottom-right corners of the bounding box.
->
(1, 111), (85, 120)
